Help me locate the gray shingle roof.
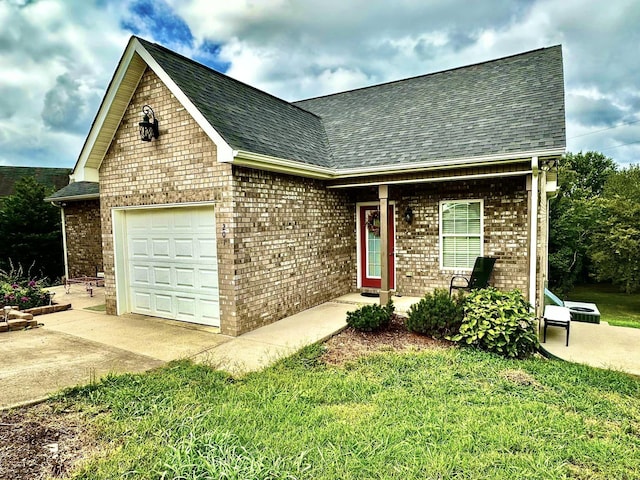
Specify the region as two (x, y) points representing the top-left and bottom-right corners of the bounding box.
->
(139, 39), (332, 167)
(293, 46), (565, 169)
(44, 181), (99, 202)
(0, 166), (71, 197)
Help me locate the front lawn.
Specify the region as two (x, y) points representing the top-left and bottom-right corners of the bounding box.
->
(55, 346), (639, 479)
(568, 283), (640, 328)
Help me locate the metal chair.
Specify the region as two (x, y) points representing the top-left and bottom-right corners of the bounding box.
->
(449, 257), (497, 296)
(542, 305), (571, 346)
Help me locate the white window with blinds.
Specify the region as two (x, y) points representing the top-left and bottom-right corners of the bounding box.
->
(439, 200), (484, 270)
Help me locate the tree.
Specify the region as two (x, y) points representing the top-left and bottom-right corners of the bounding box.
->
(548, 151), (617, 293)
(0, 177), (64, 280)
(589, 166), (640, 293)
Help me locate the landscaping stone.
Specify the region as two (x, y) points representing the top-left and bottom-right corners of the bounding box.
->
(0, 323), (7, 333)
(8, 319), (27, 330)
(8, 310), (33, 321)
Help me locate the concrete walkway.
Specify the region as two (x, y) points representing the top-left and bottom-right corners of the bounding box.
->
(541, 320), (640, 376)
(4, 286), (637, 409)
(1, 287), (359, 409)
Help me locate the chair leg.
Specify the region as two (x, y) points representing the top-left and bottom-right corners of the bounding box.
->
(543, 322), (547, 343)
(566, 322), (570, 347)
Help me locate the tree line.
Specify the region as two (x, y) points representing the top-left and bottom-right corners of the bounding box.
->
(0, 177), (64, 282)
(549, 151), (640, 294)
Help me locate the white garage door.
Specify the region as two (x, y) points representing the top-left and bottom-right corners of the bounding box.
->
(124, 207), (220, 327)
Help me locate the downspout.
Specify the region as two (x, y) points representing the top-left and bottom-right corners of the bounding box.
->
(529, 156), (539, 312)
(50, 202), (70, 280)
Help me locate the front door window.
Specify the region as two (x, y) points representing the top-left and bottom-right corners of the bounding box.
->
(359, 205), (395, 289)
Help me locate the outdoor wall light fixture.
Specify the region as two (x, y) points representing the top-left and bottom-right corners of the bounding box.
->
(139, 105), (159, 142)
(404, 206), (414, 224)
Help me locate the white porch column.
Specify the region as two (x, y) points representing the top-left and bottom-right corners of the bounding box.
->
(379, 185), (390, 305)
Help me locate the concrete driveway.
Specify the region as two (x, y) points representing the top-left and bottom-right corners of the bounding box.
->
(0, 286), (352, 409)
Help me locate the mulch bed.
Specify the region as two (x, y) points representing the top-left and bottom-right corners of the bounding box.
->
(0, 404), (96, 480)
(321, 314), (450, 365)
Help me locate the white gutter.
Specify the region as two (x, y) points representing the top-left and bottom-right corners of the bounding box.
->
(328, 169), (532, 188)
(45, 193), (100, 203)
(228, 147), (564, 180)
(529, 156), (539, 310)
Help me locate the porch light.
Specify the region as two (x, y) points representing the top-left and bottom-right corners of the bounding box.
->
(139, 105), (159, 142)
(403, 206), (413, 224)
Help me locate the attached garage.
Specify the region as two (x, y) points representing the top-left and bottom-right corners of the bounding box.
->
(113, 205), (220, 327)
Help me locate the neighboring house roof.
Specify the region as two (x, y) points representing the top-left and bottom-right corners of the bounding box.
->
(44, 181), (99, 202)
(67, 35), (565, 190)
(0, 166), (70, 197)
(293, 46), (566, 170)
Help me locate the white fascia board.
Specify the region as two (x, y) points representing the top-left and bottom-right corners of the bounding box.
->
(134, 40), (234, 163)
(332, 148), (565, 178)
(230, 150), (335, 179)
(228, 147), (563, 180)
(328, 169), (532, 189)
(72, 38), (143, 182)
(45, 193), (100, 203)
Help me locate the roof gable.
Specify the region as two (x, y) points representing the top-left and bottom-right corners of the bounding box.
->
(138, 39), (332, 168)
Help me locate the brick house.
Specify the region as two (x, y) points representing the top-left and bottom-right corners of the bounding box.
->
(46, 36), (565, 336)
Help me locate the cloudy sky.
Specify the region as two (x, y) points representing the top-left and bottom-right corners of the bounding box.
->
(1, 0), (639, 169)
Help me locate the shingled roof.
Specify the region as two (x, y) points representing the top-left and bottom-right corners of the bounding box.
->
(0, 166), (71, 197)
(44, 181), (99, 202)
(138, 39), (332, 168)
(140, 40), (564, 171)
(294, 46), (565, 169)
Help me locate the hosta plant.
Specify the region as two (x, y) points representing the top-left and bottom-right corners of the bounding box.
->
(449, 288), (539, 359)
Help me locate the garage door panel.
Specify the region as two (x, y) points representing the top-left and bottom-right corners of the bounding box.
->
(200, 299), (219, 321)
(153, 266), (171, 286)
(176, 296), (196, 318)
(154, 294), (173, 314)
(133, 292), (151, 311)
(174, 239), (194, 258)
(198, 239), (217, 258)
(132, 265), (150, 284)
(124, 206), (220, 327)
(175, 268), (195, 287)
(130, 239), (149, 257)
(200, 269), (218, 289)
(152, 239), (170, 257)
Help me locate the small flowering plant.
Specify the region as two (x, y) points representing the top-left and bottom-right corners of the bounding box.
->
(0, 279), (51, 310)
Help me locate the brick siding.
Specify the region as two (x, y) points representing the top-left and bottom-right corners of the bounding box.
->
(231, 166), (355, 334)
(98, 68), (236, 333)
(89, 67), (542, 335)
(63, 200), (103, 278)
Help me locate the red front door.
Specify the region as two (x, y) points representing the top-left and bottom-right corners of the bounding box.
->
(359, 205), (395, 289)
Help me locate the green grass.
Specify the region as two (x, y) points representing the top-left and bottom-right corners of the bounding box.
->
(57, 346), (640, 479)
(567, 283), (640, 328)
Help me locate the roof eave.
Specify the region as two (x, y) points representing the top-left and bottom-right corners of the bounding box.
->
(228, 147), (565, 180)
(44, 193), (100, 203)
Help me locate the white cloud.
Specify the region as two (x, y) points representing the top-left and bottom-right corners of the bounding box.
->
(0, 0), (639, 167)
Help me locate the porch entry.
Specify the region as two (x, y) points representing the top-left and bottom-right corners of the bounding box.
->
(359, 205), (395, 289)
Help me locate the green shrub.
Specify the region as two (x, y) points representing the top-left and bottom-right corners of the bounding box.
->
(346, 300), (394, 332)
(406, 288), (464, 338)
(449, 288), (539, 359)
